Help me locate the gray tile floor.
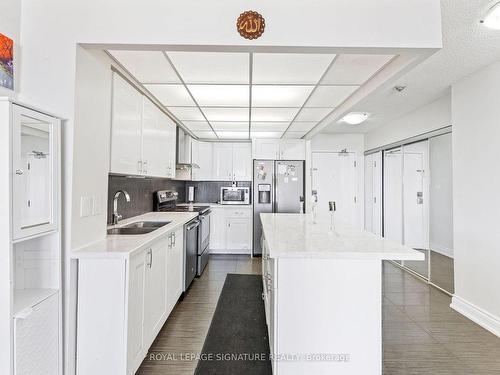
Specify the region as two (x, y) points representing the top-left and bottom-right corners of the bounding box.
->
(138, 255), (500, 374)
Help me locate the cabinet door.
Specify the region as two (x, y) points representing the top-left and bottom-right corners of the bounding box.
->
(141, 98), (164, 177)
(166, 228), (184, 314)
(226, 217), (251, 250)
(12, 105), (60, 240)
(280, 139), (306, 160)
(110, 73), (143, 175)
(163, 114), (177, 179)
(212, 143), (234, 180)
(127, 251), (146, 366)
(143, 239), (167, 343)
(252, 139), (280, 160)
(232, 143), (252, 181)
(209, 208), (227, 250)
(192, 140), (213, 181)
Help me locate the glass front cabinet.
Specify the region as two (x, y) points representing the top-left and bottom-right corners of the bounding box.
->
(12, 104), (60, 240)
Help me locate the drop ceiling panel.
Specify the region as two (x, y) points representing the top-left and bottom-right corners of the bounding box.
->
(216, 131), (249, 139)
(109, 50), (180, 83)
(252, 107), (300, 122)
(306, 85), (359, 107)
(250, 131), (283, 138)
(288, 122), (317, 131)
(282, 131), (306, 139)
(211, 122), (249, 131)
(252, 85), (314, 107)
(167, 107), (205, 121)
(167, 52), (249, 84)
(251, 122), (290, 131)
(182, 121), (212, 131)
(194, 130), (217, 139)
(144, 84), (195, 106)
(202, 107), (249, 122)
(188, 85), (249, 107)
(253, 53), (335, 84)
(321, 54), (394, 85)
(295, 107), (333, 121)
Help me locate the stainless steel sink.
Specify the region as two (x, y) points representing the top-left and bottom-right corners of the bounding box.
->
(122, 221), (171, 229)
(107, 221), (171, 235)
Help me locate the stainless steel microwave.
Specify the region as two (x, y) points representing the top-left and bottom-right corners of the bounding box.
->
(220, 187), (250, 205)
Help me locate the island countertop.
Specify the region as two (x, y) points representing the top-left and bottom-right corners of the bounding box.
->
(260, 213), (424, 261)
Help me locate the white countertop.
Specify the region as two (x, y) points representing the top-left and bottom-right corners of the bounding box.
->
(71, 212), (198, 259)
(261, 213), (425, 260)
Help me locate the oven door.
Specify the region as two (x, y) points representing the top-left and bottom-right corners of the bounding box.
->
(199, 210), (211, 252)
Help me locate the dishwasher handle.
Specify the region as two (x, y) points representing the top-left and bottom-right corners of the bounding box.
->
(186, 220), (200, 231)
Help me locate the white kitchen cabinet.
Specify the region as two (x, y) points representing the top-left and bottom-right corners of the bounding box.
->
(143, 238), (167, 345)
(110, 73), (176, 178)
(77, 227), (185, 375)
(166, 227), (183, 315)
(252, 139), (306, 160)
(212, 143), (234, 180)
(110, 73), (143, 176)
(210, 206), (252, 253)
(191, 140), (213, 181)
(232, 143), (252, 181)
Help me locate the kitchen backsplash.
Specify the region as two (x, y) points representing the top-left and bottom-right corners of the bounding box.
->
(185, 181), (251, 204)
(107, 175), (186, 224)
(107, 176), (251, 224)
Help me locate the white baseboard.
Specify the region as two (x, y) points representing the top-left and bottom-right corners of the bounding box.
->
(451, 295), (500, 337)
(209, 249), (251, 255)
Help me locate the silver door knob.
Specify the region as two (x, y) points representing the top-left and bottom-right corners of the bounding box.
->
(15, 169), (24, 175)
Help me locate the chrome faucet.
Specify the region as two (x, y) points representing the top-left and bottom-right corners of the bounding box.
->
(113, 190), (131, 225)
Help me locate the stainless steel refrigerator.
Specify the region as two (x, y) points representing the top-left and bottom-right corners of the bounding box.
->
(253, 160), (305, 255)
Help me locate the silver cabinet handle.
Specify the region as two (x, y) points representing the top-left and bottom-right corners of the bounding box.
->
(137, 161), (143, 174)
(172, 232), (176, 246)
(146, 249), (153, 268)
(15, 169), (24, 175)
(143, 160), (148, 174)
(168, 233), (173, 248)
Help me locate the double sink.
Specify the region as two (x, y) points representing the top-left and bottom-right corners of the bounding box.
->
(107, 221), (171, 235)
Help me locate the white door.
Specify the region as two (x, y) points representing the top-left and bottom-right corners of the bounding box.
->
(110, 73), (143, 175)
(166, 228), (183, 314)
(280, 139), (305, 160)
(232, 143), (252, 181)
(143, 240), (167, 341)
(403, 152), (425, 249)
(127, 251), (146, 366)
(209, 208), (226, 249)
(141, 98), (163, 177)
(253, 139), (280, 160)
(212, 143), (234, 180)
(159, 111), (176, 178)
(311, 152), (358, 227)
(383, 149), (403, 245)
(192, 140), (213, 180)
(226, 217), (251, 250)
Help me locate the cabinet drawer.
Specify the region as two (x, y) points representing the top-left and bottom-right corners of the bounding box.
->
(225, 208), (252, 218)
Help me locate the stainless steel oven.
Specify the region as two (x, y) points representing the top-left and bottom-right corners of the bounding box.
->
(220, 186), (250, 205)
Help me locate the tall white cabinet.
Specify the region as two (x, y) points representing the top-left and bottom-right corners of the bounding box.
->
(0, 98), (62, 375)
(110, 73), (176, 178)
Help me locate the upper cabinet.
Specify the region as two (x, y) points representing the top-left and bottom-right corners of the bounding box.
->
(110, 73), (176, 178)
(252, 139), (306, 160)
(192, 141), (252, 181)
(11, 104), (60, 240)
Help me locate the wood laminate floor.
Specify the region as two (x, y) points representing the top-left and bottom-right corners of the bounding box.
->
(137, 255), (500, 375)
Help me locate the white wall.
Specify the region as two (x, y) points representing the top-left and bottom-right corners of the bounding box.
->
(310, 134), (365, 228)
(451, 61), (500, 336)
(0, 0), (21, 98)
(364, 92), (451, 150)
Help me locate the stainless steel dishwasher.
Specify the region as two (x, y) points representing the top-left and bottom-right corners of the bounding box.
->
(184, 218), (199, 292)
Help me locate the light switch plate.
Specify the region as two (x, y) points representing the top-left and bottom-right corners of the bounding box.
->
(80, 196), (92, 217)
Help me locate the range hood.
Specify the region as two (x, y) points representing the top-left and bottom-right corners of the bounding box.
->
(176, 127), (199, 170)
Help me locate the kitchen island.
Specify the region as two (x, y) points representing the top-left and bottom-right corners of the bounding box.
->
(260, 213), (424, 375)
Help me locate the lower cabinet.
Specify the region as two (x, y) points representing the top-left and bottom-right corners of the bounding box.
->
(77, 228), (184, 375)
(209, 207), (252, 253)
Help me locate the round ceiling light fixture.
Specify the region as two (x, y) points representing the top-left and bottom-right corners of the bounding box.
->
(341, 112), (369, 125)
(481, 2), (500, 29)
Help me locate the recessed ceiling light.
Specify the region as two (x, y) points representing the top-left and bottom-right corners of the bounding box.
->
(481, 2), (500, 29)
(341, 112), (369, 125)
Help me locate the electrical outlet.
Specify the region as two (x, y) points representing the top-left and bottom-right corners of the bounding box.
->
(80, 196), (92, 217)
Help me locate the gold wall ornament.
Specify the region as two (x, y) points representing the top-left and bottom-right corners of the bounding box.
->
(237, 11), (265, 40)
